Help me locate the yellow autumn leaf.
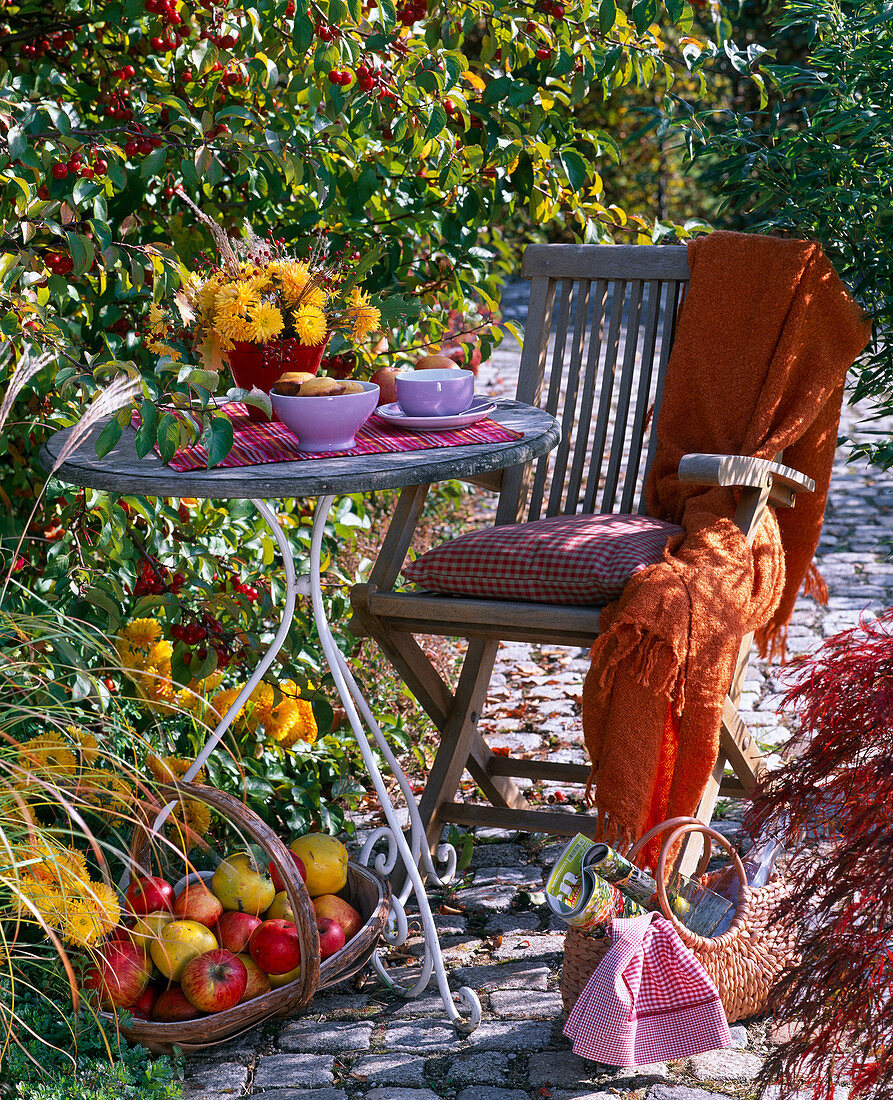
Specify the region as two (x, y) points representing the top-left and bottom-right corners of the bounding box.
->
(462, 70), (485, 92)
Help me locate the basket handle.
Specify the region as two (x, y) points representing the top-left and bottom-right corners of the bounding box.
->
(134, 780), (321, 1010)
(629, 817), (751, 955)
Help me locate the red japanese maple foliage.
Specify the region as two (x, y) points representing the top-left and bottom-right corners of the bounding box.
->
(747, 608), (893, 1100)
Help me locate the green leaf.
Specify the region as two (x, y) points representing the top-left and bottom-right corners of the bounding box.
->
(632, 0), (658, 33)
(84, 586), (122, 632)
(293, 11), (314, 51)
(559, 147), (589, 190)
(482, 75), (514, 107)
(8, 126), (26, 160)
(598, 0), (617, 34)
(65, 232), (95, 276)
(157, 412), (181, 464)
(95, 416), (123, 458)
(664, 0), (685, 22)
(134, 402), (158, 459)
(439, 157), (464, 189)
(204, 416), (234, 467)
(425, 103), (448, 140)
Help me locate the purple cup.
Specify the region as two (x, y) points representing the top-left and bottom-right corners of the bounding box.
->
(270, 381), (379, 452)
(395, 369), (475, 417)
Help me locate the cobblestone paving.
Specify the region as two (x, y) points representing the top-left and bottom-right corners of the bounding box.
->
(185, 282), (892, 1100)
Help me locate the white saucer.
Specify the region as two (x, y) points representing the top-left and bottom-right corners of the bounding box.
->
(374, 396), (496, 432)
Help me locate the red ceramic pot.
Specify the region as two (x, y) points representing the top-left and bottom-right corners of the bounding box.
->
(227, 339), (328, 422)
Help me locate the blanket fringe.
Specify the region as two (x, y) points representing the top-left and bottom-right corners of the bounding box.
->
(589, 624), (681, 700)
(803, 561), (829, 605)
(756, 621), (788, 664)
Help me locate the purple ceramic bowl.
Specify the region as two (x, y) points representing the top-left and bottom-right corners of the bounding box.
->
(270, 381), (379, 452)
(395, 369), (475, 417)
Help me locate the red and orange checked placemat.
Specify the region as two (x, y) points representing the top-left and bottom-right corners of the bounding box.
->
(144, 403), (522, 473)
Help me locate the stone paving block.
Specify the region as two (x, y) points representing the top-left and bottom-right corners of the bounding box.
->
(688, 1049), (764, 1083)
(349, 1053), (428, 1087)
(456, 1090), (530, 1100)
(528, 1049), (596, 1087)
(449, 1050), (511, 1086)
(728, 1025), (748, 1049)
(451, 961), (551, 991)
(383, 1020), (465, 1053)
(185, 1061), (249, 1094)
(307, 992), (372, 1015)
(366, 1090), (442, 1100)
(277, 1020), (373, 1053)
(485, 912), (542, 934)
(494, 933), (566, 960)
(466, 1019), (554, 1051)
(473, 865), (544, 889)
(253, 1054), (335, 1090)
(762, 1088), (849, 1100)
(489, 988), (564, 1018)
(455, 883), (517, 911)
(552, 1093), (622, 1100)
(250, 1092), (347, 1100)
(391, 992), (463, 1018)
(470, 842), (529, 867)
(650, 1086), (735, 1100)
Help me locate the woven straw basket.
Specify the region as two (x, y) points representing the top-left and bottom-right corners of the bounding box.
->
(560, 817), (798, 1024)
(106, 780), (390, 1053)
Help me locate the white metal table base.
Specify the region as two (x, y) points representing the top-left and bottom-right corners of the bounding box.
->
(171, 496), (481, 1031)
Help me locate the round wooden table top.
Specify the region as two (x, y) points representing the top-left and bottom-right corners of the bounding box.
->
(40, 400), (560, 500)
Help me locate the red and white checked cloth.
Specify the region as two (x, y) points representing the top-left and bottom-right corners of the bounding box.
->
(141, 403), (522, 472)
(564, 912), (731, 1064)
(403, 512), (683, 605)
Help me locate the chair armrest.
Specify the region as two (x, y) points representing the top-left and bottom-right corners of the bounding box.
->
(678, 453), (815, 495)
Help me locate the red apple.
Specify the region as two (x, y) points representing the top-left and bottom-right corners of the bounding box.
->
(237, 953), (272, 1001)
(269, 850), (306, 894)
(83, 939), (151, 1009)
(317, 916), (346, 960)
(181, 948), (247, 1013)
(152, 986), (204, 1021)
(370, 366), (399, 406)
(249, 919), (301, 975)
(313, 894), (363, 943)
(125, 874), (174, 915)
(415, 354), (459, 371)
(130, 982), (161, 1019)
(215, 911), (262, 954)
(173, 880), (224, 928)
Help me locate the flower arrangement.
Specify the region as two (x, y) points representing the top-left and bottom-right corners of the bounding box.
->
(145, 210), (386, 373)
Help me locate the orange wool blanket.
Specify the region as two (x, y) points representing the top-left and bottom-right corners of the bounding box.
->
(581, 232), (871, 867)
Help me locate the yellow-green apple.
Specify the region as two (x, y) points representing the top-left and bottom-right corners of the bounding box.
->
(211, 853), (276, 916)
(173, 880), (223, 927)
(268, 850), (306, 893)
(125, 874), (174, 915)
(369, 367), (399, 405)
(249, 918), (301, 975)
(150, 919), (218, 981)
(237, 953), (271, 1001)
(83, 939), (151, 1009)
(313, 894), (363, 942)
(215, 910), (262, 954)
(316, 916), (346, 959)
(129, 909), (174, 951)
(152, 986), (203, 1021)
(288, 835), (347, 897)
(263, 891), (295, 922)
(268, 963), (302, 989)
(181, 948), (247, 1013)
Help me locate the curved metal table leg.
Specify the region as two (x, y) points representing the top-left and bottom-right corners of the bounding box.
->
(147, 499), (299, 835)
(308, 495), (481, 1032)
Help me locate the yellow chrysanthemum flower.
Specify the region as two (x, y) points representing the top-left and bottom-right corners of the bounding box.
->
(214, 310), (255, 342)
(347, 288), (381, 341)
(216, 282), (261, 316)
(66, 726), (100, 764)
(121, 618), (163, 651)
(18, 877), (67, 923)
(147, 639), (173, 668)
(293, 304), (327, 346)
(270, 260), (312, 306)
(147, 304), (167, 335)
(82, 772), (132, 816)
(247, 302), (285, 343)
(19, 738), (78, 777)
(195, 276), (222, 316)
(63, 900), (118, 948)
(267, 697), (318, 748)
(146, 753), (205, 785)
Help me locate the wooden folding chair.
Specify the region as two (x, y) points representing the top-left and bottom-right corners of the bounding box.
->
(349, 244), (815, 875)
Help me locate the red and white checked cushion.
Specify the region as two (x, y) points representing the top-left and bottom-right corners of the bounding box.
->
(402, 512), (683, 606)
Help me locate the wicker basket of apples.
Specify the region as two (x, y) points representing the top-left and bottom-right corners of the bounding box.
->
(85, 781), (390, 1053)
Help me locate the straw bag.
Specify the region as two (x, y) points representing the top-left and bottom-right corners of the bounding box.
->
(560, 817), (798, 1024)
(108, 780), (391, 1053)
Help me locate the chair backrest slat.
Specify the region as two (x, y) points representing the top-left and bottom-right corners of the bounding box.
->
(510, 244), (689, 523)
